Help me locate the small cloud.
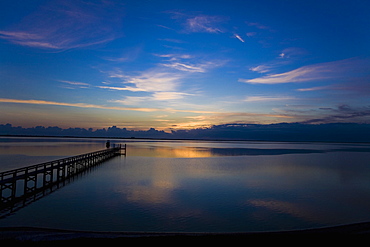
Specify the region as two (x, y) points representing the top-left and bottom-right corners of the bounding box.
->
(103, 68), (183, 93)
(58, 80), (90, 86)
(156, 53), (226, 73)
(296, 86), (331, 92)
(162, 62), (206, 73)
(153, 53), (192, 61)
(126, 69), (182, 92)
(186, 15), (223, 33)
(113, 96), (149, 106)
(278, 47), (307, 59)
(152, 92), (192, 101)
(249, 65), (271, 73)
(234, 34), (245, 43)
(244, 96), (295, 102)
(97, 86), (147, 92)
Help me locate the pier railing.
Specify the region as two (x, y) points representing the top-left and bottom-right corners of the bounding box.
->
(0, 145), (126, 217)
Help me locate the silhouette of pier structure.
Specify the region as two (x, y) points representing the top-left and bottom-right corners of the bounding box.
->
(0, 144), (126, 218)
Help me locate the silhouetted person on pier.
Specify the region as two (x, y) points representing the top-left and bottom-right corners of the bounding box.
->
(106, 140), (110, 148)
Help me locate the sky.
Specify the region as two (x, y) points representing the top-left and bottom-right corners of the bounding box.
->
(1, 0), (370, 131)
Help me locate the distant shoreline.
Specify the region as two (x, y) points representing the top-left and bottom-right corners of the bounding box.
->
(1, 134), (370, 145)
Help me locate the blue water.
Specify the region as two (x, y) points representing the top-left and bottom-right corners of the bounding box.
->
(1, 137), (370, 232)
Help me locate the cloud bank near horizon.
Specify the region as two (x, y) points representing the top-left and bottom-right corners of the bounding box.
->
(1, 122), (370, 143)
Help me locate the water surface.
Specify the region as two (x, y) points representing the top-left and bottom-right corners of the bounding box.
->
(1, 137), (370, 233)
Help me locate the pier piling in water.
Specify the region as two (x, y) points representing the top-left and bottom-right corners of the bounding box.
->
(0, 145), (126, 217)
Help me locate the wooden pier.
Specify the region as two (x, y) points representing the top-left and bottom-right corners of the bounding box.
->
(0, 145), (126, 217)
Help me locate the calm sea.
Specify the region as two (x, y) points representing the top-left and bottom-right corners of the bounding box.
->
(1, 136), (370, 233)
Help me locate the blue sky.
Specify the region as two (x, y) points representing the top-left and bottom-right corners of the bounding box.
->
(1, 0), (370, 131)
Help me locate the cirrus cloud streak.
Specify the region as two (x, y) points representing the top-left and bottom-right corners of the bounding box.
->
(0, 98), (215, 114)
(240, 58), (370, 84)
(0, 0), (124, 50)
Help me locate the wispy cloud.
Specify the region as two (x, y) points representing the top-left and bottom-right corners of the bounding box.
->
(249, 65), (272, 73)
(278, 47), (307, 59)
(102, 67), (184, 93)
(300, 105), (370, 124)
(102, 46), (142, 63)
(99, 52), (224, 110)
(123, 69), (183, 92)
(157, 54), (228, 73)
(158, 38), (186, 44)
(0, 0), (123, 50)
(244, 96), (295, 102)
(0, 31), (60, 49)
(155, 53), (226, 73)
(161, 62), (206, 73)
(248, 48), (307, 75)
(168, 11), (225, 34)
(185, 15), (224, 33)
(152, 92), (192, 101)
(272, 103), (370, 124)
(241, 66), (326, 84)
(0, 98), (158, 112)
(100, 67), (192, 106)
(96, 62), (200, 117)
(97, 86), (147, 92)
(169, 110), (297, 129)
(240, 58), (370, 84)
(296, 86), (331, 92)
(209, 112), (295, 124)
(113, 97), (150, 106)
(0, 98), (215, 114)
(161, 60), (225, 73)
(58, 80), (90, 86)
(246, 32), (257, 37)
(153, 53), (192, 60)
(114, 92), (192, 105)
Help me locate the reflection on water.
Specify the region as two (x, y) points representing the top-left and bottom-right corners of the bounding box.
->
(125, 139), (370, 158)
(1, 137), (370, 232)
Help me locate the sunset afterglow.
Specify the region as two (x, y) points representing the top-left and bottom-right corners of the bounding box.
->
(1, 0), (369, 131)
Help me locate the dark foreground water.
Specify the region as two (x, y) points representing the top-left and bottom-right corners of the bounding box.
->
(1, 136), (370, 233)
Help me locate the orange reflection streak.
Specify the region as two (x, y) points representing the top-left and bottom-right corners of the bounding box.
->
(127, 146), (214, 158)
